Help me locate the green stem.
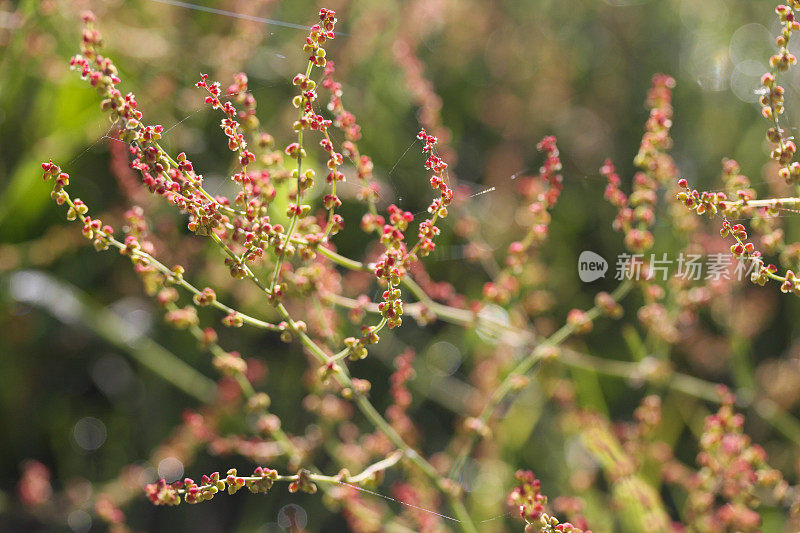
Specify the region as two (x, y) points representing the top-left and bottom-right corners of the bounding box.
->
(176, 450), (404, 496)
(449, 279), (634, 479)
(14, 272), (216, 402)
(270, 61), (315, 292)
(269, 300), (477, 531)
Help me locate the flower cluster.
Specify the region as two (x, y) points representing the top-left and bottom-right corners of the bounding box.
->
(414, 128), (453, 259)
(322, 61), (360, 141)
(603, 74), (676, 253)
(197, 74), (253, 162)
(679, 4), (800, 297)
(667, 388), (793, 532)
(675, 163), (787, 288)
(228, 72), (257, 125)
(69, 11), (141, 126)
(508, 470), (590, 533)
(633, 73), (676, 181)
(483, 136), (562, 304)
(761, 4), (800, 183)
(145, 466), (279, 506)
(370, 130), (453, 330)
(511, 136), (562, 260)
(602, 159), (655, 252)
(387, 349), (416, 438)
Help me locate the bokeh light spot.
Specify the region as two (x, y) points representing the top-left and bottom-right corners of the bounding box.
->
(278, 503), (308, 530)
(72, 417), (107, 451)
(157, 457), (184, 483)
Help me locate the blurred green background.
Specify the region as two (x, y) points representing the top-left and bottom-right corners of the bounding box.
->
(2, 0), (800, 531)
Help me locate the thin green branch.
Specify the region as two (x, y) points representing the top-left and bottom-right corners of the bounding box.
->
(449, 279), (635, 480)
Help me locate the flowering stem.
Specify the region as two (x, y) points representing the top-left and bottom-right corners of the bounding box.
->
(265, 299), (478, 531)
(320, 127), (340, 241)
(174, 450), (404, 497)
(270, 61), (315, 293)
(152, 142), (244, 217)
(408, 210), (440, 259)
(58, 195), (281, 332)
(449, 279), (634, 479)
(325, 280), (532, 342)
